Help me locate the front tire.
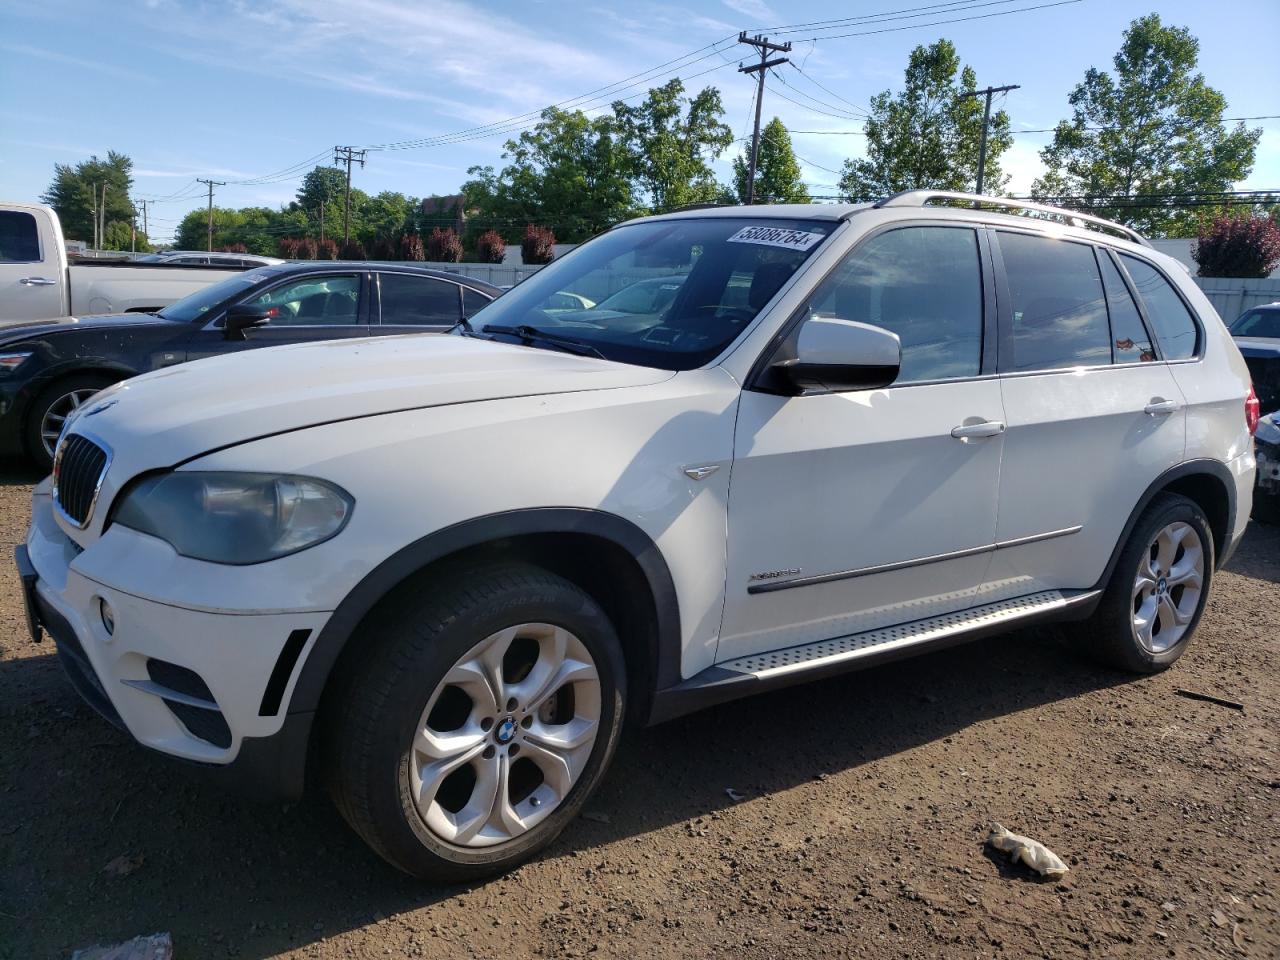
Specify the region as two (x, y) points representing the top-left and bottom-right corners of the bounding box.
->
(1070, 493), (1214, 673)
(325, 564), (626, 882)
(25, 373), (116, 472)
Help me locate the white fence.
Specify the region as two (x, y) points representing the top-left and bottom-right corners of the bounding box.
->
(420, 262), (542, 287)
(1193, 278), (1280, 322)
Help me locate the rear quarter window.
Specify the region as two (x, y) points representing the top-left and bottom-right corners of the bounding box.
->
(1119, 254), (1200, 360)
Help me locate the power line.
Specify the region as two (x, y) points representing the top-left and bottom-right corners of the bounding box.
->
(789, 0), (1083, 42)
(333, 147), (366, 245)
(961, 83), (1020, 194)
(786, 61), (870, 116)
(784, 114), (1280, 135)
(762, 0), (1023, 34)
(767, 67), (864, 119)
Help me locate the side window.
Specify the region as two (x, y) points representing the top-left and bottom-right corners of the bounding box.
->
(378, 274), (461, 326)
(248, 275), (361, 325)
(1118, 254), (1199, 360)
(0, 211), (41, 263)
(1097, 251), (1155, 363)
(999, 232), (1110, 371)
(807, 226), (983, 383)
(463, 286), (493, 318)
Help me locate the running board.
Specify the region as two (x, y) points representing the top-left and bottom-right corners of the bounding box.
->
(647, 588), (1100, 724)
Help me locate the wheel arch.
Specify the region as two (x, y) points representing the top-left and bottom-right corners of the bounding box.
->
(291, 508), (682, 727)
(1096, 459), (1236, 589)
(21, 364), (135, 456)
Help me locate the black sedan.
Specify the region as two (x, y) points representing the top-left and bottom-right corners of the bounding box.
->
(1230, 302), (1280, 415)
(0, 262), (500, 470)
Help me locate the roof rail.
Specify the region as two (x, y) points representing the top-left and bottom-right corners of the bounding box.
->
(873, 190), (1151, 247)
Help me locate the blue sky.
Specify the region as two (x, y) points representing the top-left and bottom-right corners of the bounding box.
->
(1, 0), (1277, 244)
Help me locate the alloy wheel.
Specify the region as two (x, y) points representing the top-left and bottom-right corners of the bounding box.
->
(40, 388), (100, 459)
(410, 622), (601, 848)
(1132, 521), (1204, 653)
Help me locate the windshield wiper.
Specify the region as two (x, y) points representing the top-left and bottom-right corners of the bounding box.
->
(475, 324), (605, 359)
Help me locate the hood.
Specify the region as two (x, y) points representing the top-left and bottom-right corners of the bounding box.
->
(67, 333), (674, 474)
(0, 312), (175, 339)
(1233, 336), (1280, 357)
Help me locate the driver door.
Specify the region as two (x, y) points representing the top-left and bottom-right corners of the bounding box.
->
(184, 271), (372, 360)
(717, 225), (1006, 661)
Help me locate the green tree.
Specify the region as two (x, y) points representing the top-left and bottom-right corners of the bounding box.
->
(733, 117), (810, 203)
(837, 40), (1010, 201)
(461, 107), (639, 242)
(296, 166), (360, 241)
(1032, 14), (1260, 237)
(612, 79), (734, 212)
(40, 150), (138, 246)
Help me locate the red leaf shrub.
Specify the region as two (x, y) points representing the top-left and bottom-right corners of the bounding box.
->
(475, 229), (507, 264)
(216, 242), (248, 253)
(339, 239), (366, 260)
(427, 227), (463, 263)
(1193, 214), (1280, 278)
(277, 236), (302, 259)
(521, 224), (556, 265)
(400, 232), (425, 262)
(312, 238), (334, 260)
(301, 237), (321, 260)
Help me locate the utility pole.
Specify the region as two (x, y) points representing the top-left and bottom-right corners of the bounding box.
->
(90, 182), (99, 249)
(333, 146), (366, 245)
(197, 178), (225, 251)
(960, 83), (1019, 195)
(737, 32), (791, 205)
(99, 183), (107, 250)
(136, 198), (150, 248)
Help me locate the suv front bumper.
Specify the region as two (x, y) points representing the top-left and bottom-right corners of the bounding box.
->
(20, 486), (331, 800)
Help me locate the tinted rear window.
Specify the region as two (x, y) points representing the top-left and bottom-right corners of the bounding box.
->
(1119, 255), (1199, 360)
(0, 211), (40, 263)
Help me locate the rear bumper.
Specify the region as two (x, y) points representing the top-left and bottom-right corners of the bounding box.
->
(20, 488), (332, 800)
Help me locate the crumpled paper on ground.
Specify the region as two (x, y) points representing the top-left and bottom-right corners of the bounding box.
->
(986, 822), (1070, 879)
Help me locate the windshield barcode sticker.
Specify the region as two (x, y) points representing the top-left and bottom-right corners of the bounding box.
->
(726, 226), (824, 251)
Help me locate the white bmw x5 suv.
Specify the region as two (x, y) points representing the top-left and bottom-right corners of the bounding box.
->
(19, 192), (1258, 881)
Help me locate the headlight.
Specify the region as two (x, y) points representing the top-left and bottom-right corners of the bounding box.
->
(0, 351), (33, 373)
(113, 472), (353, 564)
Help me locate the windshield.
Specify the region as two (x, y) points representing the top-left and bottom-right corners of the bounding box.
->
(156, 268), (275, 322)
(466, 217), (835, 369)
(1232, 309), (1280, 339)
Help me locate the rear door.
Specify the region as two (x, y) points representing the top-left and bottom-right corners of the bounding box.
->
(984, 230), (1186, 600)
(0, 208), (66, 321)
(373, 271), (466, 333)
(184, 270), (372, 360)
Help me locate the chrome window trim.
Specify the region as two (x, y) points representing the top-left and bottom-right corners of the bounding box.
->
(747, 526), (1083, 594)
(51, 429), (114, 531)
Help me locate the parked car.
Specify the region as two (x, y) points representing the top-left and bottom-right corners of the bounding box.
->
(19, 192), (1256, 883)
(1229, 302), (1280, 414)
(0, 261), (500, 469)
(0, 201), (254, 321)
(137, 250), (284, 269)
(1253, 410), (1279, 523)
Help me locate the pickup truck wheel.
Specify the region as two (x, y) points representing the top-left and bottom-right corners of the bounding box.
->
(325, 564), (626, 882)
(26, 374), (116, 472)
(1069, 493), (1214, 673)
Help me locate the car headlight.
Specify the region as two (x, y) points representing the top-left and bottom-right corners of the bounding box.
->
(113, 472), (353, 564)
(0, 351), (33, 374)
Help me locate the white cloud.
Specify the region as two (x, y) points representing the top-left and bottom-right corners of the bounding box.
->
(0, 42), (152, 81)
(720, 0), (775, 22)
(1000, 138), (1047, 194)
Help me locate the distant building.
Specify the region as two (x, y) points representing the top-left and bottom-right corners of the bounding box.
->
(420, 194), (467, 235)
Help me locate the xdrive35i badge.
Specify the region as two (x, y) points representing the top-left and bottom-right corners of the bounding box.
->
(749, 568), (802, 582)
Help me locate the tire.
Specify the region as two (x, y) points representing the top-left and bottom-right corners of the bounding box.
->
(1068, 493), (1215, 673)
(324, 563), (627, 882)
(25, 373), (117, 473)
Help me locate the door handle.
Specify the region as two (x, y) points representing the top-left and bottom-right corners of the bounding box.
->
(950, 420), (1006, 440)
(1144, 399), (1180, 416)
(19, 277), (56, 286)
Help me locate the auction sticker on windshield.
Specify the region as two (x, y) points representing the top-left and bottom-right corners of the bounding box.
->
(726, 226), (825, 251)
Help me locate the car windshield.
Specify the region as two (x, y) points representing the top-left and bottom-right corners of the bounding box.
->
(466, 217), (836, 370)
(1231, 309), (1280, 339)
(156, 268), (275, 322)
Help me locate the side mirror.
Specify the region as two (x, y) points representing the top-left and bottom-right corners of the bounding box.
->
(768, 316), (901, 394)
(224, 304), (271, 340)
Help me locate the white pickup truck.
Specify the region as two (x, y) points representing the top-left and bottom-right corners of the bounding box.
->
(0, 201), (252, 322)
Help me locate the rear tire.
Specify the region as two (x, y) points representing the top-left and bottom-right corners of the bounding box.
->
(25, 373), (116, 473)
(324, 563), (626, 882)
(1067, 493), (1214, 673)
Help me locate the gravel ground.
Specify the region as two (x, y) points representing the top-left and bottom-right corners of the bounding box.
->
(0, 465), (1276, 959)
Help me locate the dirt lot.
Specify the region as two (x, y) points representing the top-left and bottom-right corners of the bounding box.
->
(0, 466), (1276, 960)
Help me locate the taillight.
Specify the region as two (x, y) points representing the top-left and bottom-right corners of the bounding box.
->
(1246, 385), (1260, 436)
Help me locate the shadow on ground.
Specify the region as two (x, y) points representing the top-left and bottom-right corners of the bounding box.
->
(2, 522), (1275, 959)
